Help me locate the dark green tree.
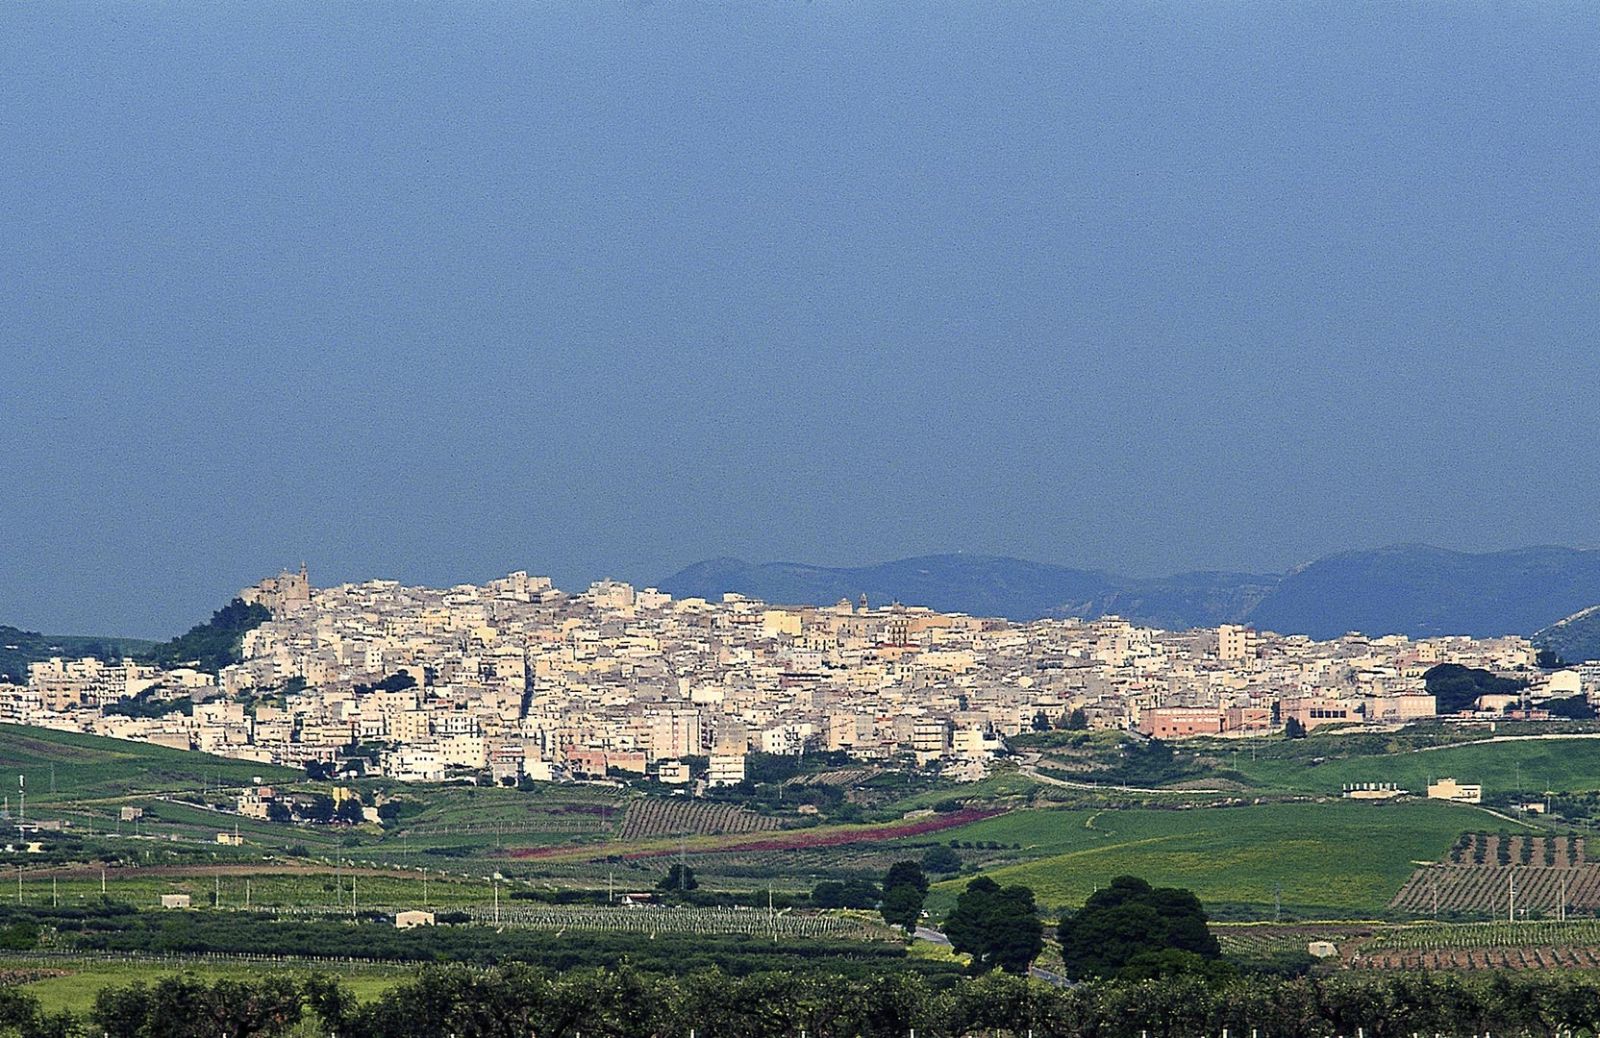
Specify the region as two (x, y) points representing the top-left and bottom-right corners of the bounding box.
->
(943, 877), (1043, 975)
(302, 794), (335, 823)
(880, 861), (929, 931)
(657, 863), (698, 892)
(1057, 875), (1220, 981)
(922, 844), (962, 874)
(144, 598), (272, 673)
(884, 860), (929, 896)
(1423, 663), (1528, 714)
(1283, 717), (1307, 739)
(812, 878), (880, 909)
(0, 986), (41, 1033)
(1065, 708), (1089, 731)
(0, 920), (40, 950)
(93, 975), (303, 1038)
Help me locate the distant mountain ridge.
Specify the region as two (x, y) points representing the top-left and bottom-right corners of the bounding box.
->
(661, 545), (1600, 643)
(1250, 545), (1600, 641)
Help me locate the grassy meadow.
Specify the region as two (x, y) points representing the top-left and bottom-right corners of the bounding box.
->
(2, 725), (299, 806)
(1225, 735), (1600, 798)
(7, 720), (1596, 926)
(927, 799), (1483, 918)
(1, 957), (408, 1015)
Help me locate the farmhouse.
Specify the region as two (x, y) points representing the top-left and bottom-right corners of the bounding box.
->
(160, 894), (192, 909)
(1427, 777), (1482, 804)
(395, 910), (436, 929)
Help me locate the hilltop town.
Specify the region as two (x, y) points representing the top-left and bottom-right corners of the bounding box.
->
(6, 567), (1594, 792)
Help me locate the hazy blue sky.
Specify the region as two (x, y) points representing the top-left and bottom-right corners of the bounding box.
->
(5, 2), (1599, 637)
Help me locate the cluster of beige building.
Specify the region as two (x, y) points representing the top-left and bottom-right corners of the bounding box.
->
(2, 568), (1590, 787)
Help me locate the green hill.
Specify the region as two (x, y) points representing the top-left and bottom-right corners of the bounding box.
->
(930, 800), (1476, 918)
(1226, 735), (1600, 798)
(0, 627), (155, 684)
(0, 723), (298, 805)
(140, 598), (270, 673)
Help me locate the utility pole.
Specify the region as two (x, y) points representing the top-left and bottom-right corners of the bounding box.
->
(1509, 872), (1516, 922)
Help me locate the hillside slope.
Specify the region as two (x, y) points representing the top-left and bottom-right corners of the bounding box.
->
(1248, 545), (1600, 640)
(1535, 605), (1600, 663)
(0, 626), (155, 684)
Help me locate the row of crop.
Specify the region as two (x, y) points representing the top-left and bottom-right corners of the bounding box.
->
(1357, 945), (1600, 971)
(618, 799), (782, 840)
(1369, 920), (1600, 951)
(462, 905), (886, 939)
(1392, 864), (1600, 915)
(1447, 832), (1585, 868)
(1214, 925), (1368, 957)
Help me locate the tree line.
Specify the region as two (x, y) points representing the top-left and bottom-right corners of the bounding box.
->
(13, 964), (1600, 1038)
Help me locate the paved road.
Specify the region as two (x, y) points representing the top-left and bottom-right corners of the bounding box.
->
(1017, 753), (1224, 795)
(914, 925), (1071, 986)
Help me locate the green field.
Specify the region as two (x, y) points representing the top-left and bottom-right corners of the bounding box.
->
(16, 866), (496, 913)
(0, 957), (406, 1015)
(0, 723), (632, 867)
(929, 799), (1485, 918)
(10, 720), (1596, 925)
(0, 724), (300, 805)
(1226, 736), (1600, 797)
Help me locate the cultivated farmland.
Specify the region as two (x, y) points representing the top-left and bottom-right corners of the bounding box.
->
(1358, 921), (1600, 970)
(932, 799), (1472, 917)
(467, 904), (894, 940)
(618, 798), (784, 840)
(1390, 833), (1600, 918)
